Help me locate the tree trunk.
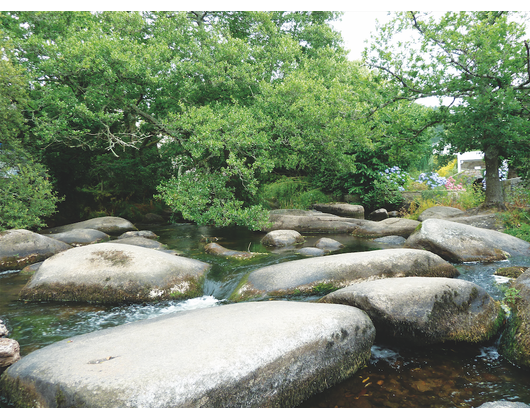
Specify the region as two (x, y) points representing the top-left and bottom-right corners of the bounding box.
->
(482, 144), (506, 210)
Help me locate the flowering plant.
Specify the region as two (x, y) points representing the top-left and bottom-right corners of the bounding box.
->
(445, 176), (465, 191)
(414, 172), (447, 189)
(380, 166), (408, 191)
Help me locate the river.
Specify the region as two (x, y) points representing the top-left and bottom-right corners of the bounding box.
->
(1, 223), (530, 407)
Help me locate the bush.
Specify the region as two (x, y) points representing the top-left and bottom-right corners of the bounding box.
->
(0, 144), (62, 230)
(259, 177), (329, 210)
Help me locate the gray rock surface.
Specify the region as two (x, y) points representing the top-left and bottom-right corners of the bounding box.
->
(368, 208), (388, 221)
(314, 237), (344, 251)
(19, 243), (210, 303)
(261, 229), (305, 247)
(0, 229), (72, 271)
(0, 301), (375, 408)
(312, 203), (364, 219)
(266, 210), (419, 237)
(117, 230), (158, 240)
(40, 216), (136, 235)
(320, 277), (502, 346)
(109, 236), (166, 250)
(418, 206), (465, 222)
(43, 228), (110, 246)
(405, 218), (530, 262)
(231, 248), (459, 301)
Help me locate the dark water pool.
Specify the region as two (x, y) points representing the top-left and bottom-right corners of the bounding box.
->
(1, 223), (530, 407)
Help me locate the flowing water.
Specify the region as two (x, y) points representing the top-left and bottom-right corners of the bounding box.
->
(1, 223), (530, 407)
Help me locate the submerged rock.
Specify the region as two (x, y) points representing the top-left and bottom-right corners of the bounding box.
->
(0, 229), (72, 272)
(204, 242), (256, 260)
(231, 248), (459, 301)
(0, 301), (375, 408)
(297, 247), (326, 257)
(19, 243), (210, 304)
(320, 277), (503, 346)
(499, 268), (530, 369)
(39, 216), (136, 236)
(405, 218), (530, 263)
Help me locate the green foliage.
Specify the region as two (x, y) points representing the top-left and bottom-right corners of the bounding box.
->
(259, 177), (329, 209)
(0, 143), (62, 230)
(0, 39), (61, 230)
(0, 11), (441, 229)
(361, 176), (404, 211)
(367, 11), (530, 207)
(500, 185), (530, 242)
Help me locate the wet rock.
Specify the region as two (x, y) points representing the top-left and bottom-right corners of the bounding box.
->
(0, 229), (72, 272)
(204, 242), (256, 260)
(40, 216), (136, 236)
(266, 210), (419, 238)
(314, 237), (344, 252)
(312, 203), (364, 219)
(373, 236), (406, 246)
(19, 243), (210, 304)
(118, 230), (158, 240)
(231, 249), (459, 301)
(0, 301), (375, 408)
(0, 338), (20, 368)
(499, 268), (530, 369)
(320, 277), (502, 346)
(405, 218), (530, 263)
(43, 228), (110, 246)
(261, 229), (305, 247)
(478, 401), (530, 408)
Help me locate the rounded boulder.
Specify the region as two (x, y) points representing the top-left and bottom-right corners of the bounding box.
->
(0, 229), (72, 271)
(320, 277), (503, 346)
(19, 243), (210, 303)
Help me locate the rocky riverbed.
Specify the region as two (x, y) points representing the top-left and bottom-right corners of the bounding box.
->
(1, 208), (530, 408)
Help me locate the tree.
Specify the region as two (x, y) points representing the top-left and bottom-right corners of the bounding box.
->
(0, 35), (61, 230)
(366, 11), (530, 209)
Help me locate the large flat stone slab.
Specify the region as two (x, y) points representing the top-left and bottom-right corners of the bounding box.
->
(231, 249), (459, 301)
(0, 301), (375, 408)
(19, 243), (210, 303)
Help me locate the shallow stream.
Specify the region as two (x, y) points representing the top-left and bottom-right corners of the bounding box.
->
(1, 223), (530, 407)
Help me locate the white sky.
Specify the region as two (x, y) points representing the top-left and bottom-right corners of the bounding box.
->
(332, 10), (444, 107)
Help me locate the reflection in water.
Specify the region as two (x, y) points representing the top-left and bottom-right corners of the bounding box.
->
(1, 223), (530, 407)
